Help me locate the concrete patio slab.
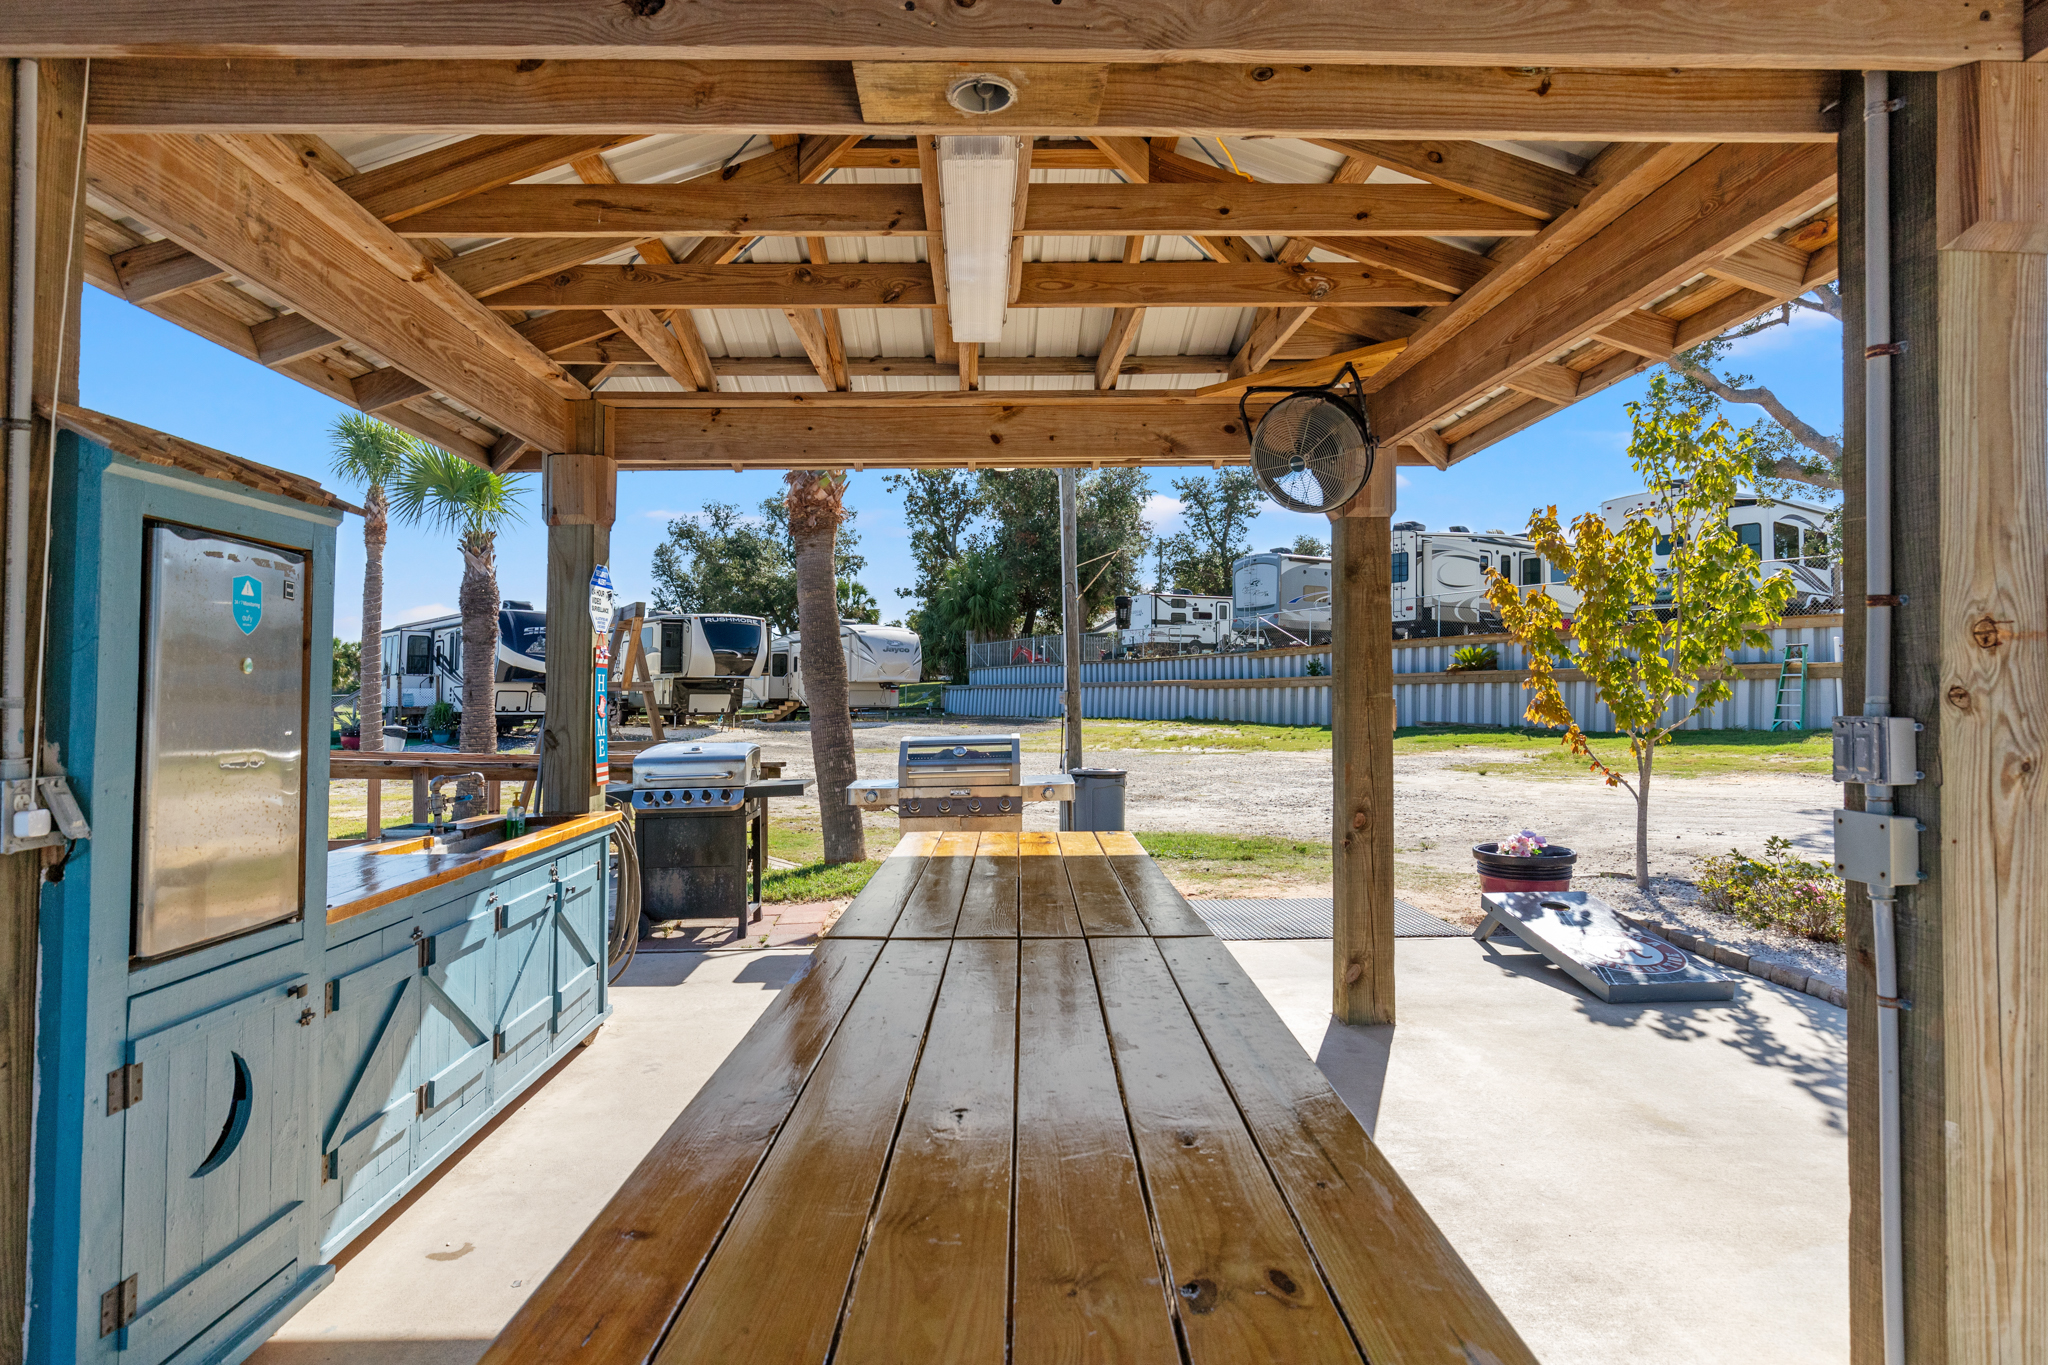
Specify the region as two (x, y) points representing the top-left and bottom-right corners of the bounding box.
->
(250, 934), (1846, 1365)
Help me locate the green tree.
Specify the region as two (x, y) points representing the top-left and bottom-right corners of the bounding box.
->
(389, 445), (527, 772)
(785, 472), (864, 864)
(332, 638), (362, 694)
(650, 498), (873, 633)
(1154, 469), (1262, 596)
(915, 546), (1019, 680)
(975, 468), (1150, 636)
(1291, 533), (1328, 557)
(883, 470), (981, 606)
(1486, 373), (1796, 888)
(328, 414), (411, 750)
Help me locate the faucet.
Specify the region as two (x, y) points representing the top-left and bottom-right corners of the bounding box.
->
(429, 773), (488, 834)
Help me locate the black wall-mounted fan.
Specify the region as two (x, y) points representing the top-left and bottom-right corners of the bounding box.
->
(1238, 362), (1378, 516)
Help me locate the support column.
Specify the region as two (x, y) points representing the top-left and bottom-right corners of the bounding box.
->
(0, 58), (85, 1361)
(1058, 466), (1081, 825)
(540, 409), (615, 816)
(1330, 452), (1396, 1025)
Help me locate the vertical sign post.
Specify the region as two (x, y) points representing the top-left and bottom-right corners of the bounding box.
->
(589, 566), (615, 789)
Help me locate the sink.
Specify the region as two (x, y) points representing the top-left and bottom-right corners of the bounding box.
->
(364, 814), (587, 857)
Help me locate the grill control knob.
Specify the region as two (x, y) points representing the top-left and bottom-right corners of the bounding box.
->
(999, 796), (1013, 812)
(968, 798), (982, 813)
(700, 789), (714, 804)
(953, 746), (966, 756)
(937, 799), (952, 814)
(721, 788), (733, 804)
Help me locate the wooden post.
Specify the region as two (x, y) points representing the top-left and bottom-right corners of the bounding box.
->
(412, 770), (429, 824)
(366, 777), (380, 840)
(1330, 452), (1397, 1025)
(0, 58), (86, 1361)
(541, 417), (615, 816)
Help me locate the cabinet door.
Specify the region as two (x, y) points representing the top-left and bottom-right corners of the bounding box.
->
(492, 877), (556, 1091)
(119, 975), (311, 1365)
(417, 909), (495, 1167)
(319, 941), (420, 1243)
(552, 857), (604, 1042)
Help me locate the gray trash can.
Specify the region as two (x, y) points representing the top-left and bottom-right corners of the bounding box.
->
(381, 724), (409, 750)
(1069, 767), (1128, 832)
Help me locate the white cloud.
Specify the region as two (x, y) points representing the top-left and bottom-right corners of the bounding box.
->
(1143, 493), (1184, 528)
(1395, 471), (1412, 489)
(392, 602), (454, 624)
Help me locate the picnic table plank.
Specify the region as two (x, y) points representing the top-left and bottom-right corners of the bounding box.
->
(1058, 830), (1150, 936)
(1158, 935), (1538, 1365)
(477, 937), (884, 1365)
(836, 938), (1017, 1364)
(1088, 935), (1365, 1364)
(828, 830), (941, 937)
(1013, 938), (1183, 1365)
(1018, 832), (1084, 937)
(654, 939), (952, 1365)
(955, 830), (1021, 937)
(894, 831), (980, 937)
(1098, 831), (1217, 936)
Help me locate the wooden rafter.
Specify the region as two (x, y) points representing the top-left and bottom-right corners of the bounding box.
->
(400, 182), (934, 239)
(83, 60), (1846, 139)
(340, 133), (641, 222)
(917, 134), (959, 372)
(1308, 138), (1588, 219)
(573, 149), (715, 391)
(87, 131), (576, 451)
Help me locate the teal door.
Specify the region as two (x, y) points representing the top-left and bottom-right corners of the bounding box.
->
(417, 909), (495, 1168)
(117, 975), (313, 1365)
(552, 858), (603, 1043)
(492, 876), (557, 1091)
(318, 939), (421, 1244)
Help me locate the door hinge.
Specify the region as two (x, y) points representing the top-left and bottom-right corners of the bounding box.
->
(418, 937), (434, 971)
(324, 979), (340, 1015)
(106, 1063), (143, 1115)
(416, 1083), (428, 1116)
(320, 1150), (337, 1184)
(99, 1275), (137, 1337)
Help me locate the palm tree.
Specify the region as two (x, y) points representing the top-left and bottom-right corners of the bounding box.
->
(328, 415), (411, 755)
(785, 470), (864, 864)
(389, 443), (527, 775)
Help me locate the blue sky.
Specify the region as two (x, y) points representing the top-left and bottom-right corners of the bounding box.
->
(78, 287), (1843, 639)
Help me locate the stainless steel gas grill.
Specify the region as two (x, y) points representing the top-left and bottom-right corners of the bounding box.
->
(618, 740), (806, 938)
(846, 734), (1072, 832)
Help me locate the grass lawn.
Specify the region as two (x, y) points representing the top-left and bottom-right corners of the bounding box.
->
(1021, 719), (1333, 754)
(1397, 724), (1833, 778)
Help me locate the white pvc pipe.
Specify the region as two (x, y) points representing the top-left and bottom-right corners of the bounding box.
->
(1862, 69), (1905, 1365)
(5, 58), (37, 767)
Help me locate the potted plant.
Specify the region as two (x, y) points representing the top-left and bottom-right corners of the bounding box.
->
(425, 699), (457, 745)
(1473, 829), (1577, 894)
(1448, 644), (1499, 672)
(339, 721), (361, 751)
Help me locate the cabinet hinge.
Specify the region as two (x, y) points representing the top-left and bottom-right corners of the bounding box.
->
(106, 1063), (143, 1115)
(99, 1274), (137, 1337)
(324, 979), (340, 1015)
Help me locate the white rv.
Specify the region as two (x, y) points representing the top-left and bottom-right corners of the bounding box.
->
(623, 613), (771, 722)
(1389, 524), (1565, 638)
(1231, 550), (1332, 644)
(1598, 490), (1838, 613)
(1113, 591), (1234, 652)
(381, 601), (547, 732)
(747, 621), (923, 712)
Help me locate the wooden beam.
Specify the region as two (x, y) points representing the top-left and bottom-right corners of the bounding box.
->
(606, 404), (1251, 467)
(1331, 452), (1397, 1024)
(1095, 307), (1146, 390)
(249, 310), (339, 366)
(339, 132), (640, 222)
(108, 237), (224, 301)
(1703, 238), (1815, 295)
(1502, 361), (1584, 404)
(1088, 135), (1150, 182)
(782, 302), (849, 391)
(81, 59), (1847, 141)
(918, 134), (957, 367)
(604, 308), (710, 391)
(1940, 62), (2048, 252)
(543, 443), (612, 815)
(1591, 309), (1680, 358)
(574, 149), (715, 390)
(352, 366), (431, 413)
(1370, 142), (1836, 442)
(799, 133), (866, 183)
(395, 182), (932, 239)
(804, 237), (851, 390)
(1007, 136), (1033, 305)
(87, 131), (574, 450)
(1200, 339), (1408, 397)
(580, 350), (1239, 378)
(1228, 307), (1318, 379)
(1018, 182), (1544, 239)
(1014, 263), (1452, 309)
(1310, 138), (1587, 219)
(1406, 427), (1452, 469)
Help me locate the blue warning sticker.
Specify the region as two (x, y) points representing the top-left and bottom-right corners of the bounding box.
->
(231, 575), (263, 634)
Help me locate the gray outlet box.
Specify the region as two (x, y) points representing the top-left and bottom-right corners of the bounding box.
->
(1833, 715), (1922, 786)
(1833, 808), (1923, 890)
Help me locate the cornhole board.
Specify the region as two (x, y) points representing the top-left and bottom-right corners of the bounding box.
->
(1476, 890), (1738, 1003)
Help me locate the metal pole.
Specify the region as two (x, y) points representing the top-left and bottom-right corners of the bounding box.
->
(1058, 468), (1081, 828)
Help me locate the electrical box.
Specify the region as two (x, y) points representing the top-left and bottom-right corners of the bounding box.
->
(1832, 715), (1922, 786)
(1833, 808), (1923, 891)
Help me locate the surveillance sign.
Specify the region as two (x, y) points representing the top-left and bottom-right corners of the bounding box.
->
(588, 564), (615, 637)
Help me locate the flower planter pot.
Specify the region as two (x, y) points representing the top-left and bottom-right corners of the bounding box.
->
(340, 735), (360, 750)
(431, 730), (451, 745)
(1472, 842), (1577, 894)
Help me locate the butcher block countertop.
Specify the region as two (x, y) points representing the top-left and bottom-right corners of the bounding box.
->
(327, 810), (621, 924)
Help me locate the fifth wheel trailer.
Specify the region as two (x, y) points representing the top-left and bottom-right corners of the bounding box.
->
(381, 601), (548, 731)
(747, 621), (923, 712)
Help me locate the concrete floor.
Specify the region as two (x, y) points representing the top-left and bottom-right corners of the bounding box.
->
(251, 936), (1846, 1365)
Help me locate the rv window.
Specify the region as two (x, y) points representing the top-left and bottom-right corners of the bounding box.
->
(1773, 522), (1801, 562)
(701, 618), (764, 677)
(1391, 551), (1410, 583)
(1193, 610), (1212, 621)
(1169, 612), (1187, 624)
(1655, 535), (1673, 557)
(660, 623), (685, 675)
(1168, 597), (1186, 609)
(771, 651), (789, 678)
(1220, 603), (1230, 617)
(1735, 522), (1764, 558)
(405, 635), (432, 675)
(641, 624), (656, 659)
(1521, 556), (1541, 586)
(1549, 561), (1567, 584)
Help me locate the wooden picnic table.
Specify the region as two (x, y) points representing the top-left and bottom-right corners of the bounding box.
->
(483, 830), (1533, 1365)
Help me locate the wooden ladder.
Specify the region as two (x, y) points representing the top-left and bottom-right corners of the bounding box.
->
(1770, 643), (1808, 731)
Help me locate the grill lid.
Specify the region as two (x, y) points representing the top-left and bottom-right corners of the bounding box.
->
(898, 734), (1021, 786)
(633, 739), (762, 787)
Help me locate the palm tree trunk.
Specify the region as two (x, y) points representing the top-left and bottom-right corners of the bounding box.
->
(788, 474), (865, 864)
(457, 529), (499, 801)
(358, 485), (387, 753)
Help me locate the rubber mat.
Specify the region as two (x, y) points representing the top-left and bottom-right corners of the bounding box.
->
(1186, 897), (1465, 941)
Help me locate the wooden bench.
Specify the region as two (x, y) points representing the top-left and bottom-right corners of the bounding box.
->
(482, 831), (1534, 1364)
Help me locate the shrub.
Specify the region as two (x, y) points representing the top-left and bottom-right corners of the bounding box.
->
(425, 699), (458, 733)
(1448, 644), (1499, 672)
(1303, 656), (1327, 676)
(1693, 835), (1845, 943)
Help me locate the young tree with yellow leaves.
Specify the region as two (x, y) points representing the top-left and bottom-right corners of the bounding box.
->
(1486, 374), (1796, 888)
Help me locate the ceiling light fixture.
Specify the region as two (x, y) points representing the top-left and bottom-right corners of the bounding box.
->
(936, 136), (1020, 345)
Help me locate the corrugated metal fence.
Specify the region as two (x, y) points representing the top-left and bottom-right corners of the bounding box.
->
(944, 615), (1845, 731)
